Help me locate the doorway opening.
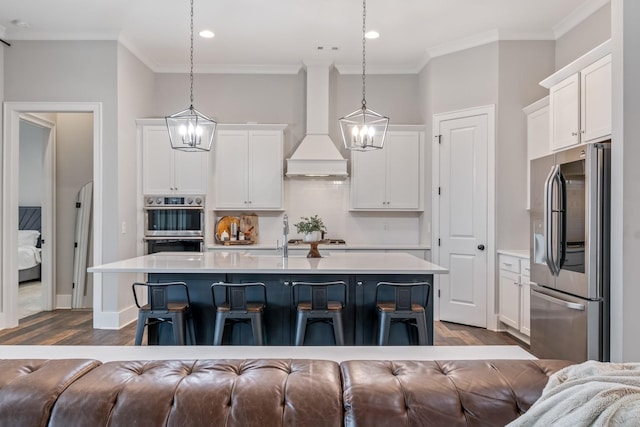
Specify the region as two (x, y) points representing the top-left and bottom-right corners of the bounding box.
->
(2, 102), (102, 330)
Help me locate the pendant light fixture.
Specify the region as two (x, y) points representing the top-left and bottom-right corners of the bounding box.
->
(339, 0), (389, 151)
(165, 0), (217, 152)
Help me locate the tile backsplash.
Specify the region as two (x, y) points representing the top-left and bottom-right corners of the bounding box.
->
(216, 178), (422, 246)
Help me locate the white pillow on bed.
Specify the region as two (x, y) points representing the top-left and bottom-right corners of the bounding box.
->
(18, 230), (40, 247)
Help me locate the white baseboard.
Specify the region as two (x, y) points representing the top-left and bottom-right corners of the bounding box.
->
(56, 294), (72, 309)
(93, 304), (138, 330)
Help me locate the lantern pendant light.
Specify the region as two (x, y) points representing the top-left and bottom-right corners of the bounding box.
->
(165, 0), (217, 152)
(339, 0), (389, 151)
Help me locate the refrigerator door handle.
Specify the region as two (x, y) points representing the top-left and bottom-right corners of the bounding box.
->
(557, 170), (567, 273)
(533, 289), (586, 311)
(544, 165), (559, 276)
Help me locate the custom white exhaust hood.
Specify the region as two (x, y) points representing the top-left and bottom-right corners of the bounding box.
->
(286, 63), (347, 177)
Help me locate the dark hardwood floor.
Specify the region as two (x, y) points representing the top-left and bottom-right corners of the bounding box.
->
(0, 310), (529, 351)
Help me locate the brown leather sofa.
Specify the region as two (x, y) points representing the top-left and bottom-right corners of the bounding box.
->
(0, 358), (571, 426)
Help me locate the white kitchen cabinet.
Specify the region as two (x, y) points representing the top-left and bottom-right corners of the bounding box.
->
(524, 97), (550, 210)
(520, 259), (531, 336)
(351, 128), (423, 210)
(141, 125), (208, 195)
(214, 126), (284, 210)
(544, 47), (611, 152)
(497, 252), (530, 341)
(580, 54), (612, 143)
(549, 74), (580, 151)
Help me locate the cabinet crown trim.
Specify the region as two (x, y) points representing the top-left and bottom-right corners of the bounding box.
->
(523, 96), (549, 114)
(540, 39), (611, 89)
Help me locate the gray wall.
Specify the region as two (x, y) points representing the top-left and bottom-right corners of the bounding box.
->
(419, 42), (499, 244)
(153, 71), (422, 166)
(496, 41), (555, 249)
(116, 44), (155, 307)
(3, 40), (119, 309)
(154, 73), (305, 162)
(19, 120), (47, 206)
(55, 113), (93, 298)
(555, 4), (611, 70)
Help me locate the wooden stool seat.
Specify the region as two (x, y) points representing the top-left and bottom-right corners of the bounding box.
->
(297, 301), (343, 311)
(376, 302), (425, 313)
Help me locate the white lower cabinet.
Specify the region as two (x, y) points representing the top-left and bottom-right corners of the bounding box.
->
(497, 252), (530, 341)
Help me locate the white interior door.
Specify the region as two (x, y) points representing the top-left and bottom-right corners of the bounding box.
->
(436, 112), (489, 327)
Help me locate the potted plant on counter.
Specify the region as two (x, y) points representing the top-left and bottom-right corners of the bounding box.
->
(294, 215), (327, 242)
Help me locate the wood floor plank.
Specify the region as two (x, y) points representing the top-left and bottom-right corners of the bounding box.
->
(0, 310), (530, 352)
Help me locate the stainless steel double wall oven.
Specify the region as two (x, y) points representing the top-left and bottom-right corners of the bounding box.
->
(143, 195), (205, 253)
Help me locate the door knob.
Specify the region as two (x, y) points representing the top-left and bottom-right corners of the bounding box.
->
(477, 244), (485, 251)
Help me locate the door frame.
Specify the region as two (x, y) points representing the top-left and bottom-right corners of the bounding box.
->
(19, 113), (56, 313)
(431, 105), (497, 330)
(2, 102), (103, 329)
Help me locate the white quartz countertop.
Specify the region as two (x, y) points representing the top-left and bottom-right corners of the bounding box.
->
(0, 345), (533, 362)
(88, 252), (448, 275)
(497, 249), (529, 258)
(206, 243), (431, 251)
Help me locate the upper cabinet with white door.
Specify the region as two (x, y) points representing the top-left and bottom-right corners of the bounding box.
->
(541, 40), (611, 152)
(214, 124), (286, 210)
(523, 96), (549, 210)
(350, 126), (424, 210)
(139, 121), (209, 195)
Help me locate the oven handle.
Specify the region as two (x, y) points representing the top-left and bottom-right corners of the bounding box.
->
(144, 206), (204, 211)
(142, 236), (204, 241)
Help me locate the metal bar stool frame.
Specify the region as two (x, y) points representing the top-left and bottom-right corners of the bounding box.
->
(132, 281), (196, 346)
(211, 282), (267, 346)
(375, 281), (431, 346)
(291, 281), (347, 346)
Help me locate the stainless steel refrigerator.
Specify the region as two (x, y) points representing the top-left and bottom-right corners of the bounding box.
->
(530, 142), (610, 363)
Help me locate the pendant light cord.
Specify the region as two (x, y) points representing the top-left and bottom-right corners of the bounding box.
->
(361, 0), (367, 110)
(189, 0), (195, 109)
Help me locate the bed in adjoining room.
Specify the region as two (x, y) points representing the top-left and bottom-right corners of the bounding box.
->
(18, 206), (42, 283)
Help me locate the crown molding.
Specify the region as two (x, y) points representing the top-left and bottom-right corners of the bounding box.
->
(426, 29), (500, 60)
(155, 63), (303, 74)
(4, 30), (119, 41)
(553, 0), (610, 39)
(333, 63), (420, 75)
(118, 34), (158, 73)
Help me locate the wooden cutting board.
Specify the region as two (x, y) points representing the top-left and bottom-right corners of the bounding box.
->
(240, 214), (259, 243)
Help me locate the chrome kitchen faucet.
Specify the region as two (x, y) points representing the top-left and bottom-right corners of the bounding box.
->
(282, 214), (289, 258)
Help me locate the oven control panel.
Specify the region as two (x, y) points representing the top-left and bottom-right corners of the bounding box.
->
(145, 195), (204, 206)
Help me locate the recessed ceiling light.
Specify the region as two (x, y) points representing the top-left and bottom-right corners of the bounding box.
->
(365, 31), (379, 39)
(199, 30), (215, 38)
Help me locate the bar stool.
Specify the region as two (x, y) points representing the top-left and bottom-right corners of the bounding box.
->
(211, 282), (267, 345)
(375, 281), (431, 346)
(292, 281), (346, 346)
(132, 282), (195, 346)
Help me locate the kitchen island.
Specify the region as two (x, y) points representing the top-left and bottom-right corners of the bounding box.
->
(89, 252), (448, 346)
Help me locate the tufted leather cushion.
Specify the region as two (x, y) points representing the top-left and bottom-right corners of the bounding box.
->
(0, 359), (101, 427)
(49, 359), (343, 427)
(341, 359), (573, 427)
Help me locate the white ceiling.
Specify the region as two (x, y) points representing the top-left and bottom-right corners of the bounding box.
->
(0, 0), (608, 74)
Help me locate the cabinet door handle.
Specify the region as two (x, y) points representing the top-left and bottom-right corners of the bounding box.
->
(571, 132), (578, 136)
(357, 281), (363, 286)
(283, 281), (290, 286)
